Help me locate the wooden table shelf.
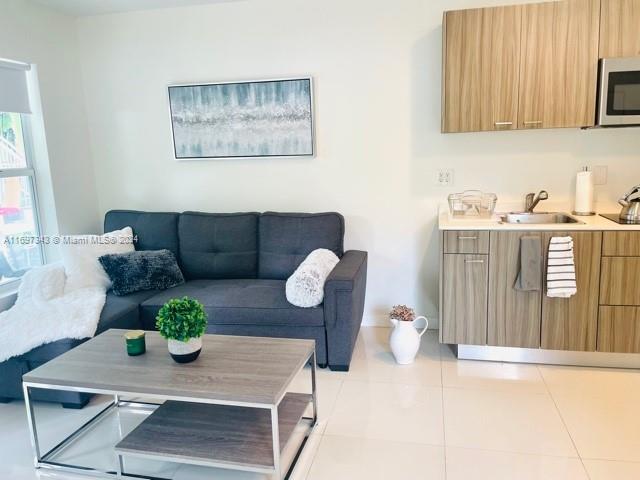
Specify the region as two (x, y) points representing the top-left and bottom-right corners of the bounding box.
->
(115, 393), (311, 472)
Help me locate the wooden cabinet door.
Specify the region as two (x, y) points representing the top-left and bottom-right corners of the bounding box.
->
(600, 0), (640, 58)
(602, 231), (640, 256)
(600, 257), (640, 305)
(441, 254), (488, 345)
(541, 232), (602, 351)
(442, 6), (521, 133)
(518, 0), (600, 129)
(598, 306), (640, 353)
(488, 231), (542, 348)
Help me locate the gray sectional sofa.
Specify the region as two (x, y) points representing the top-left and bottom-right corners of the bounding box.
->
(0, 210), (367, 408)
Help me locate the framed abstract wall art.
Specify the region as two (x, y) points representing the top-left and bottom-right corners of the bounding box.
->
(168, 77), (314, 159)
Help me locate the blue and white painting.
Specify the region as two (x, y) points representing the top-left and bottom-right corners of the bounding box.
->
(168, 78), (314, 159)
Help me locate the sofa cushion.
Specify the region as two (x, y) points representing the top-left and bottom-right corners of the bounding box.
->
(179, 212), (259, 280)
(258, 212), (344, 280)
(140, 279), (324, 328)
(104, 210), (180, 257)
(16, 338), (83, 364)
(97, 290), (159, 333)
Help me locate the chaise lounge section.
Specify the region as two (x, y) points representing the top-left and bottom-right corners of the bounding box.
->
(0, 210), (367, 408)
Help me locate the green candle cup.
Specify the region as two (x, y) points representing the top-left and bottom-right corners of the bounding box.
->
(124, 330), (146, 356)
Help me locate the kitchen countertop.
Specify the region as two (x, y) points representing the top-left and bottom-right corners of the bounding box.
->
(439, 210), (640, 231)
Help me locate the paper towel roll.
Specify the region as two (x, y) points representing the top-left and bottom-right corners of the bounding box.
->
(574, 170), (594, 215)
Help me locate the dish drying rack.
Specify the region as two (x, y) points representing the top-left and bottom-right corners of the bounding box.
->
(448, 191), (497, 218)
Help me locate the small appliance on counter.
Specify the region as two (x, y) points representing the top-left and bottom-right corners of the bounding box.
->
(601, 184), (640, 225)
(573, 167), (595, 216)
(448, 190), (497, 218)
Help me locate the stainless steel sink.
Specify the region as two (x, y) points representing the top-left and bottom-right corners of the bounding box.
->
(500, 212), (584, 224)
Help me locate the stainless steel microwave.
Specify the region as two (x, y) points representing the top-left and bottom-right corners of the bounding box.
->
(597, 57), (640, 127)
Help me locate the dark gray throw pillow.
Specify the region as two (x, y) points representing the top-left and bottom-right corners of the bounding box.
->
(99, 249), (185, 296)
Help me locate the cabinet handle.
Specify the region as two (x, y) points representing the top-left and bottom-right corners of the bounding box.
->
(524, 120), (543, 126)
(494, 121), (513, 127)
(464, 259), (484, 264)
(458, 236), (478, 240)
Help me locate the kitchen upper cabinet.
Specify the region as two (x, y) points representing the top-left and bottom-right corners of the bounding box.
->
(600, 0), (640, 58)
(442, 0), (604, 133)
(518, 0), (600, 129)
(442, 6), (522, 133)
(488, 231), (542, 348)
(541, 231), (602, 351)
(441, 253), (488, 345)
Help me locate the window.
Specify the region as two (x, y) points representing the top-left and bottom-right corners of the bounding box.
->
(0, 111), (43, 285)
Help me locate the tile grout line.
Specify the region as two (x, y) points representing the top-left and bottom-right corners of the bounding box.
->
(580, 456), (640, 465)
(302, 376), (346, 480)
(439, 340), (448, 480)
(537, 365), (593, 480)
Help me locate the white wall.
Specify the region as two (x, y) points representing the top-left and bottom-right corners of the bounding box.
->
(76, 0), (640, 325)
(0, 0), (100, 236)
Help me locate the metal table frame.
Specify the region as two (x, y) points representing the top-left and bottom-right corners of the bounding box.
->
(23, 351), (318, 480)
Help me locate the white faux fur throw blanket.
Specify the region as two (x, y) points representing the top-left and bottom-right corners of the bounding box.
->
(0, 263), (106, 362)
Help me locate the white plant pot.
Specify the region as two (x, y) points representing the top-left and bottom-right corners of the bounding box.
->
(168, 337), (203, 363)
(389, 316), (429, 365)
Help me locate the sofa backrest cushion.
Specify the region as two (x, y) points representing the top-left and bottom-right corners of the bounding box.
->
(179, 212), (259, 279)
(258, 212), (344, 280)
(104, 210), (180, 257)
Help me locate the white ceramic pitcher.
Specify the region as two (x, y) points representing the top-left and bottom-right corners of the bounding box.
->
(389, 316), (429, 364)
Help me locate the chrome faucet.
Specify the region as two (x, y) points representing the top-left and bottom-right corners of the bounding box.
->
(524, 190), (549, 213)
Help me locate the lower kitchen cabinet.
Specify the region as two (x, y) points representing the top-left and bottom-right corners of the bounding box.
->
(541, 231), (601, 351)
(598, 306), (640, 353)
(441, 254), (488, 345)
(602, 231), (640, 256)
(488, 231), (542, 348)
(440, 227), (640, 357)
(600, 257), (640, 305)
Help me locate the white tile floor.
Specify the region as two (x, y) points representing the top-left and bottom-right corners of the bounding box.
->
(2, 327), (640, 479)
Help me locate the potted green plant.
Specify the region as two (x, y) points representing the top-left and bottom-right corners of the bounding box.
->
(155, 296), (207, 363)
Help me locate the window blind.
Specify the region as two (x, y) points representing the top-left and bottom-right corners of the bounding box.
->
(0, 58), (31, 114)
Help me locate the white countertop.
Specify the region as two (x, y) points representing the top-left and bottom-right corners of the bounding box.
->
(439, 210), (640, 231)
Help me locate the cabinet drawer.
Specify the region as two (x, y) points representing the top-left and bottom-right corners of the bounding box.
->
(600, 257), (640, 305)
(602, 231), (640, 256)
(444, 231), (489, 254)
(441, 254), (488, 345)
(598, 306), (640, 353)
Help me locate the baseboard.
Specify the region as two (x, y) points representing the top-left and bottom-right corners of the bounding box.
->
(458, 344), (640, 368)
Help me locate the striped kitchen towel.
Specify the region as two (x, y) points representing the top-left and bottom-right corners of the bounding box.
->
(547, 236), (576, 298)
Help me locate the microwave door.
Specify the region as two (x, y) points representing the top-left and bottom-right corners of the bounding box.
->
(608, 71), (640, 117)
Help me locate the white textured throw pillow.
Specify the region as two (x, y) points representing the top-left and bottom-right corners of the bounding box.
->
(60, 227), (135, 292)
(286, 248), (340, 308)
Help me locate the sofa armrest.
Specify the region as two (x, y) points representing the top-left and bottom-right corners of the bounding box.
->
(323, 250), (368, 371)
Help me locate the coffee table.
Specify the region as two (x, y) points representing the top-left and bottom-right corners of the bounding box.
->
(22, 329), (317, 479)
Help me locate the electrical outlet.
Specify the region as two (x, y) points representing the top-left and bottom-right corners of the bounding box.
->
(592, 165), (608, 186)
(437, 169), (454, 186)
